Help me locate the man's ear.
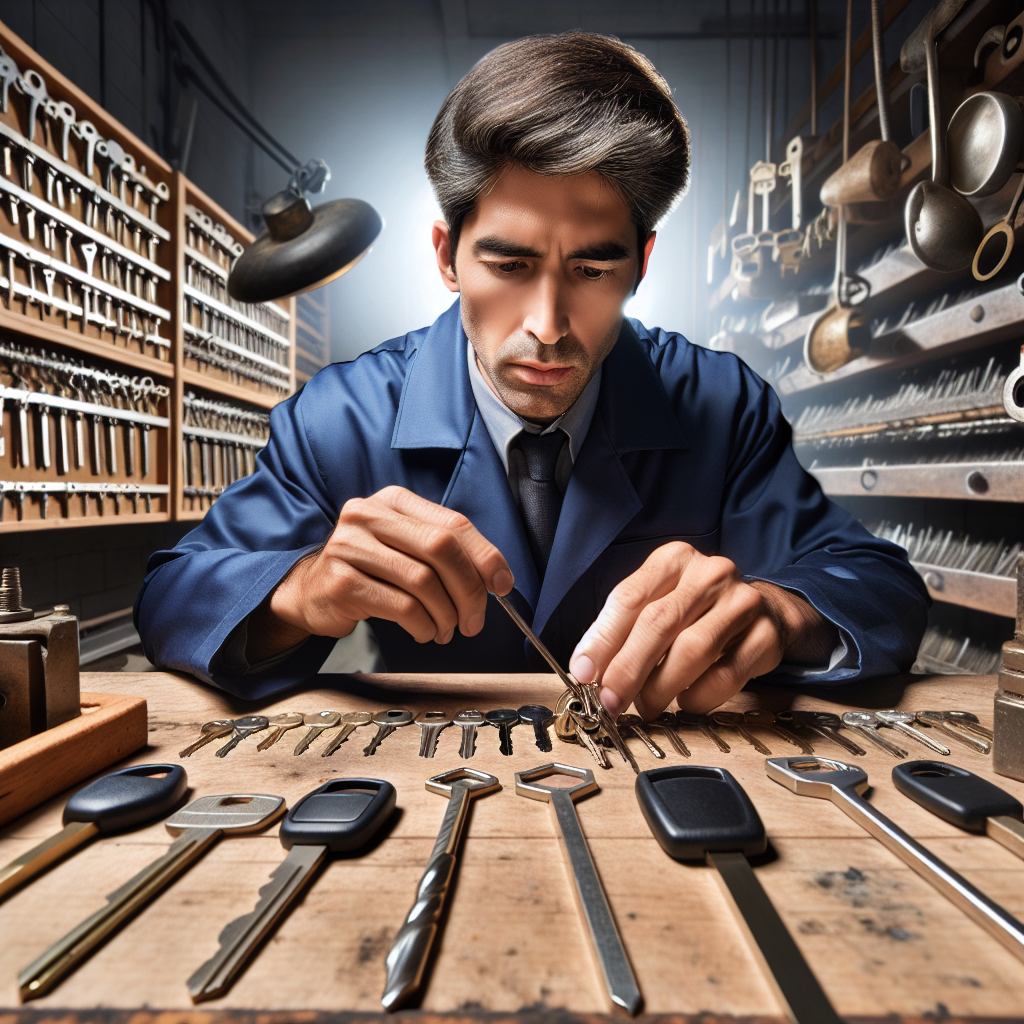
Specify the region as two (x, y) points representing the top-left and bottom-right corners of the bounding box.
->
(639, 232), (656, 281)
(432, 220), (460, 293)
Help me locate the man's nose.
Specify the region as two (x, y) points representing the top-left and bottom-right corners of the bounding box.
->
(522, 274), (569, 346)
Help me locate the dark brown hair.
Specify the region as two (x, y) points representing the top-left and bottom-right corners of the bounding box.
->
(425, 32), (691, 256)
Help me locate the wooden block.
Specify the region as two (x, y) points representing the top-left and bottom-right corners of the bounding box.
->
(0, 692), (148, 827)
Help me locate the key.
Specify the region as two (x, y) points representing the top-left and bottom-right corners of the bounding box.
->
(179, 718), (234, 757)
(567, 699), (611, 769)
(840, 711), (906, 758)
(653, 712), (690, 757)
(293, 710), (340, 755)
(485, 708), (519, 755)
(188, 779), (395, 1002)
(893, 760), (1024, 860)
(767, 755), (1024, 964)
(516, 764), (642, 1015)
(382, 767), (500, 1009)
(711, 711), (771, 754)
(415, 710), (452, 758)
(363, 708), (413, 756)
(944, 710), (994, 741)
(454, 708), (484, 758)
(255, 711), (304, 751)
(18, 793), (286, 1000)
(637, 765), (842, 1023)
(809, 711), (870, 756)
(0, 764), (187, 902)
(676, 711), (731, 753)
(215, 715), (270, 757)
(37, 404), (51, 469)
(53, 100), (76, 161)
(56, 407), (69, 475)
(875, 709), (950, 755)
(915, 711), (990, 754)
(0, 54), (18, 113)
(618, 713), (665, 759)
(322, 710), (372, 757)
(778, 710), (866, 757)
(19, 70), (49, 144)
(743, 709), (814, 754)
(518, 703), (554, 752)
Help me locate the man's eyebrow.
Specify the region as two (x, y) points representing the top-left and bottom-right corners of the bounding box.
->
(566, 242), (632, 261)
(473, 237), (543, 258)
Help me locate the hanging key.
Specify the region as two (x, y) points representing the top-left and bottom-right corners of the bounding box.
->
(87, 413), (102, 474)
(566, 698), (611, 769)
(321, 710), (372, 757)
(363, 708), (413, 756)
(893, 760), (1024, 860)
(840, 711), (906, 758)
(255, 711), (304, 751)
(637, 765), (842, 1024)
(915, 711), (990, 754)
(454, 708), (484, 759)
(485, 708), (519, 756)
(744, 708), (814, 754)
(767, 756), (1024, 964)
(188, 778), (396, 1003)
(415, 710), (452, 758)
(140, 423), (151, 476)
(179, 719), (234, 757)
(17, 396), (30, 467)
(124, 420), (135, 477)
(875, 710), (950, 755)
(518, 704), (554, 752)
(56, 405), (69, 475)
(18, 793), (286, 1000)
(618, 713), (665, 759)
(215, 715), (270, 757)
(0, 764), (187, 902)
(516, 764), (642, 1015)
(37, 403), (51, 469)
(653, 712), (690, 757)
(293, 710), (340, 755)
(676, 711), (731, 753)
(382, 767), (500, 1010)
(711, 711), (771, 754)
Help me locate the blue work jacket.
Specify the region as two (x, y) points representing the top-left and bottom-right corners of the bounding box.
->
(136, 301), (928, 698)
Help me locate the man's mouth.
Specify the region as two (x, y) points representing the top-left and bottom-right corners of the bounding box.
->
(507, 361), (575, 387)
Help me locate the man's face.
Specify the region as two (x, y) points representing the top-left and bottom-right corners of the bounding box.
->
(433, 166), (654, 423)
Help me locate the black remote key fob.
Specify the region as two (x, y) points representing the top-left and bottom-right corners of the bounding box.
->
(63, 763), (188, 833)
(635, 765), (767, 860)
(892, 761), (1024, 831)
(279, 778), (396, 852)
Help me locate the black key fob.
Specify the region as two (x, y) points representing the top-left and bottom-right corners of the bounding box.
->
(63, 763), (188, 834)
(636, 765), (767, 860)
(892, 761), (1024, 831)
(279, 778), (396, 853)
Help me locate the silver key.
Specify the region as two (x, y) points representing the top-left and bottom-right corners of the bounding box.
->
(18, 794), (285, 1000)
(744, 709), (814, 754)
(179, 718), (234, 757)
(916, 711), (991, 754)
(363, 708), (413, 756)
(485, 708), (519, 756)
(875, 710), (950, 755)
(840, 711), (907, 758)
(653, 712), (690, 756)
(779, 710), (866, 757)
(944, 710), (994, 741)
(618, 714), (665, 759)
(416, 710), (452, 758)
(322, 710), (373, 756)
(712, 711), (772, 754)
(382, 767), (500, 1010)
(454, 708), (485, 758)
(293, 710), (341, 755)
(676, 711), (731, 752)
(256, 711), (304, 751)
(215, 715), (270, 757)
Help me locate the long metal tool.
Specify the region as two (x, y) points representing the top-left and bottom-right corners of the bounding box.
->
(516, 763), (642, 1016)
(767, 756), (1024, 962)
(494, 593), (638, 773)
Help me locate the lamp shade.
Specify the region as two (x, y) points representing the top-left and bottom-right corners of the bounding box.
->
(228, 192), (382, 303)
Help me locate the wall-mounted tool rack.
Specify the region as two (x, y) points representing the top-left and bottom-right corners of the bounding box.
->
(709, 0), (1024, 636)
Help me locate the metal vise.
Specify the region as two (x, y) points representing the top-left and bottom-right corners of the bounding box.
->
(994, 554), (1024, 781)
(0, 567), (80, 749)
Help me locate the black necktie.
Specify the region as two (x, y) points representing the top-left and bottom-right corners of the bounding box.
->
(510, 429), (567, 571)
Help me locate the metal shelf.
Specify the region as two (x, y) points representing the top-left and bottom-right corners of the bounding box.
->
(810, 460), (1024, 503)
(911, 560), (1017, 618)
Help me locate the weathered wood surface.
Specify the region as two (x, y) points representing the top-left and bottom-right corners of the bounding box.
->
(0, 670), (1022, 1024)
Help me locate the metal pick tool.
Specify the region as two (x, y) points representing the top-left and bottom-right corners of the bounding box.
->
(381, 767), (500, 1011)
(515, 763), (642, 1016)
(0, 765), (187, 902)
(494, 593), (638, 773)
(636, 765), (841, 1024)
(18, 794), (286, 1000)
(767, 756), (1024, 963)
(188, 779), (395, 1002)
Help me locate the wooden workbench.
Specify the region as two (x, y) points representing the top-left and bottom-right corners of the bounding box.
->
(0, 670), (1022, 1024)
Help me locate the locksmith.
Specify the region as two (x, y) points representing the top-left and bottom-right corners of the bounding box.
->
(137, 32), (928, 718)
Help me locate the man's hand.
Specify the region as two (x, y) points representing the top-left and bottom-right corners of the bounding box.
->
(567, 542), (838, 719)
(248, 487), (514, 662)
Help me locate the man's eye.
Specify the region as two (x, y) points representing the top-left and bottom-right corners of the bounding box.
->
(580, 266), (607, 280)
(496, 261), (525, 273)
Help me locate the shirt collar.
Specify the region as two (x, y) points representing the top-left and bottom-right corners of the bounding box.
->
(466, 338), (602, 474)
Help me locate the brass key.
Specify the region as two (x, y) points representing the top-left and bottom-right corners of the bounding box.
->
(293, 711), (341, 755)
(179, 719), (234, 758)
(256, 711), (304, 751)
(712, 711), (771, 754)
(618, 713), (665, 759)
(322, 711), (373, 757)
